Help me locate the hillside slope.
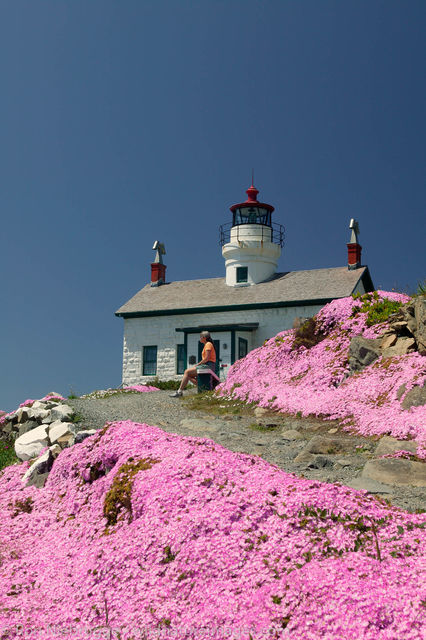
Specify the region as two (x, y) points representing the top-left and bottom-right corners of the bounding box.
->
(219, 291), (426, 452)
(0, 420), (425, 639)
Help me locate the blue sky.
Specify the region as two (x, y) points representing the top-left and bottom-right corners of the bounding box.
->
(1, 0), (425, 412)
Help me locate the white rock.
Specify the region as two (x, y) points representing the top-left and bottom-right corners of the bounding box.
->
(49, 421), (76, 444)
(254, 407), (269, 417)
(50, 404), (74, 422)
(30, 408), (50, 422)
(15, 425), (49, 461)
(21, 449), (53, 486)
(16, 406), (32, 422)
(31, 401), (47, 410)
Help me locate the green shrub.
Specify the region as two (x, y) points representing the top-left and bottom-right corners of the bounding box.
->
(145, 377), (181, 390)
(292, 317), (327, 351)
(352, 292), (403, 326)
(416, 280), (426, 296)
(0, 437), (20, 473)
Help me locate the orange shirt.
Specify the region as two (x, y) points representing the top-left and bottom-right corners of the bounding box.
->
(202, 342), (216, 363)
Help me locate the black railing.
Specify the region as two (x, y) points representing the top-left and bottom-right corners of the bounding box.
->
(219, 222), (285, 248)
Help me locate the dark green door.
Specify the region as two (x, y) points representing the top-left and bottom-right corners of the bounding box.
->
(198, 340), (220, 376)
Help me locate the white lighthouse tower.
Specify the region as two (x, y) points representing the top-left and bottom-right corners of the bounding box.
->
(220, 182), (284, 286)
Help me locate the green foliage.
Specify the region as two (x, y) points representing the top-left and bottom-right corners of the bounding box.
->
(416, 279), (426, 296)
(292, 317), (327, 351)
(145, 377), (181, 390)
(351, 291), (403, 326)
(160, 545), (177, 565)
(0, 437), (20, 473)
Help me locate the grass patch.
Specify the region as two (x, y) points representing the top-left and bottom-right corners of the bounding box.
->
(69, 412), (83, 424)
(248, 423), (280, 431)
(0, 437), (20, 473)
(182, 392), (257, 416)
(103, 457), (161, 530)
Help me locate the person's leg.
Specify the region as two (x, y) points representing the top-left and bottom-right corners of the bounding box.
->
(179, 367), (197, 391)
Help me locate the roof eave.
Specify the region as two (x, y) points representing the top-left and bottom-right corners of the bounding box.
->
(115, 297), (336, 319)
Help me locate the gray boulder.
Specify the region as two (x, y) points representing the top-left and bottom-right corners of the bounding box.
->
(362, 459), (426, 487)
(302, 435), (349, 455)
(74, 430), (97, 444)
(50, 404), (74, 422)
(347, 477), (394, 494)
(401, 382), (426, 410)
(374, 436), (418, 457)
(348, 336), (382, 373)
(382, 336), (416, 358)
(305, 455), (334, 469)
(413, 296), (426, 352)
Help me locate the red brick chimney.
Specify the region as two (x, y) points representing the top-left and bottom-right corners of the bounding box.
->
(347, 219), (362, 270)
(151, 262), (166, 286)
(151, 241), (166, 287)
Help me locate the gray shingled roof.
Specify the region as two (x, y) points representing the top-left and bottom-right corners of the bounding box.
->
(115, 266), (373, 317)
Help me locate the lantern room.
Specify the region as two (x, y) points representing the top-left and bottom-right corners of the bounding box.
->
(230, 183), (274, 227)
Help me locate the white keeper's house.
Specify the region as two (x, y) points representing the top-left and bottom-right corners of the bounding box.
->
(115, 182), (374, 384)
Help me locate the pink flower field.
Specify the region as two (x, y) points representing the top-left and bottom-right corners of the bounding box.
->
(124, 385), (160, 393)
(219, 291), (426, 455)
(0, 420), (425, 639)
(1, 291), (425, 638)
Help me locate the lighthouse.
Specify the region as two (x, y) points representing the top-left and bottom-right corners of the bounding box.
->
(220, 182), (284, 286)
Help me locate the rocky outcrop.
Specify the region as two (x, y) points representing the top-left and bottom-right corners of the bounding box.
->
(0, 395), (93, 486)
(348, 336), (382, 372)
(348, 296), (426, 375)
(400, 382), (426, 410)
(362, 459), (426, 487)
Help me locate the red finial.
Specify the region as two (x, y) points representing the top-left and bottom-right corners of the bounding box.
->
(245, 175), (259, 203)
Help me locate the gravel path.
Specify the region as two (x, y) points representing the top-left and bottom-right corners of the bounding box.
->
(68, 391), (194, 430)
(67, 391), (426, 513)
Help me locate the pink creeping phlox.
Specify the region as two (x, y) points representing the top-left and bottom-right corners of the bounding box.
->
(0, 420), (425, 639)
(123, 385), (160, 393)
(219, 291), (426, 456)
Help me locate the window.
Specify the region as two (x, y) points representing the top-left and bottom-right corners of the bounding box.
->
(176, 344), (186, 374)
(143, 346), (157, 376)
(238, 338), (248, 359)
(236, 266), (248, 283)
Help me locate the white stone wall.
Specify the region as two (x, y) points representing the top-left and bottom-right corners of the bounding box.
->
(121, 303), (326, 385)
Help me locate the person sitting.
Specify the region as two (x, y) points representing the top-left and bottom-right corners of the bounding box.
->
(170, 331), (216, 397)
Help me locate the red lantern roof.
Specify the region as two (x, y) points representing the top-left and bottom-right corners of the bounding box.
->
(230, 182), (275, 213)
